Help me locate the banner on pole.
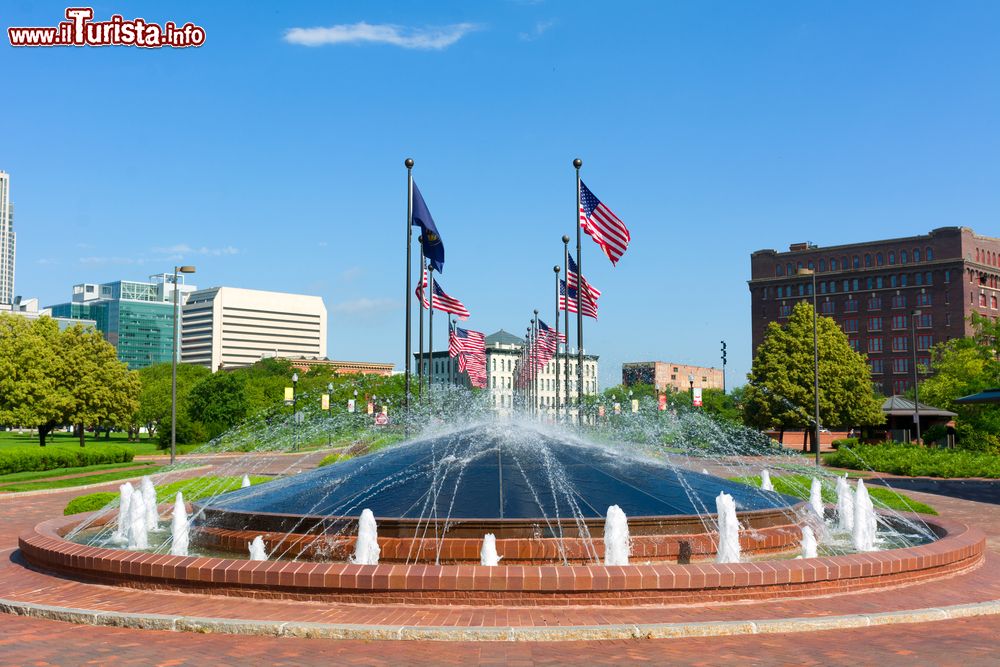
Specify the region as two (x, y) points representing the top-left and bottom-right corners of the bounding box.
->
(347, 399), (356, 413)
(367, 401), (374, 415)
(658, 394), (667, 411)
(613, 403), (621, 414)
(321, 394), (330, 410)
(284, 387), (294, 404)
(631, 399), (639, 413)
(693, 387), (703, 407)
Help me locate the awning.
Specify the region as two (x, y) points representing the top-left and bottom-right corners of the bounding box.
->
(954, 388), (1000, 404)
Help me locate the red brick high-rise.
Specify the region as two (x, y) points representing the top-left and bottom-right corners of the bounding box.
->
(748, 227), (1000, 396)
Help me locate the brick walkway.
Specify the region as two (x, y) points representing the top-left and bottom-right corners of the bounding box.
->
(1, 454), (999, 665)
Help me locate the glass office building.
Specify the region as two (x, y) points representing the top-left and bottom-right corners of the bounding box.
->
(49, 275), (196, 370)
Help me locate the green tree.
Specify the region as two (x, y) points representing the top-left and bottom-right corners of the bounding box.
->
(918, 314), (1000, 452)
(136, 362), (211, 441)
(743, 301), (884, 444)
(187, 371), (250, 439)
(59, 325), (141, 447)
(0, 315), (71, 446)
(700, 387), (743, 424)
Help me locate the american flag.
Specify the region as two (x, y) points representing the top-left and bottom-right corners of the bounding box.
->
(416, 273), (470, 320)
(462, 353), (487, 388)
(450, 326), (485, 357)
(559, 280), (598, 319)
(530, 320), (563, 371)
(579, 180), (630, 266)
(567, 254), (602, 301)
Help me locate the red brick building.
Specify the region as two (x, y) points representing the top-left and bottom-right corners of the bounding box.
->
(748, 227), (1000, 396)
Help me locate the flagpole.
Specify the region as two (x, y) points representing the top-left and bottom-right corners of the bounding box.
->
(573, 158), (584, 425)
(428, 266), (434, 404)
(404, 158), (414, 426)
(553, 265), (561, 422)
(562, 235), (570, 420)
(533, 310), (539, 417)
(418, 246), (425, 396)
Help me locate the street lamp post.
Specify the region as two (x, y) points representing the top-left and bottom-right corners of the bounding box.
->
(327, 382), (333, 447)
(911, 309), (922, 443)
(688, 374), (694, 404)
(798, 267), (821, 466)
(292, 372), (299, 451)
(169, 265), (195, 466)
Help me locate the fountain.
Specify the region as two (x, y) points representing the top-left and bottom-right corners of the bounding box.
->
(715, 492), (741, 564)
(603, 505), (631, 566)
(140, 476), (159, 532)
(800, 525), (818, 558)
(760, 469), (774, 492)
(171, 492), (189, 557)
(113, 482), (133, 544)
(127, 491), (148, 550)
(852, 478), (878, 551)
(248, 535), (268, 561)
(351, 509), (380, 565)
(836, 475), (854, 532)
(480, 533), (502, 566)
(809, 477), (824, 520)
(241, 474), (251, 489)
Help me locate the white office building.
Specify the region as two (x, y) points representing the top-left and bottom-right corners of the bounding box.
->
(419, 329), (599, 415)
(181, 286), (327, 371)
(0, 172), (15, 305)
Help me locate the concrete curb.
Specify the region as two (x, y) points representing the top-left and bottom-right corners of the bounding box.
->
(0, 466), (213, 500)
(1, 596), (998, 642)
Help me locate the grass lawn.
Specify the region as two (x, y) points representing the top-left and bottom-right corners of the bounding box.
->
(0, 465), (167, 494)
(731, 474), (937, 515)
(0, 461), (155, 485)
(0, 430), (202, 456)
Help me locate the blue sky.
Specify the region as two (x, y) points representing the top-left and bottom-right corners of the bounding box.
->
(4, 1), (1000, 388)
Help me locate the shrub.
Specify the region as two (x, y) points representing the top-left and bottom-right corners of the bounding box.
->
(826, 443), (1000, 478)
(831, 437), (859, 450)
(0, 446), (134, 476)
(63, 474), (270, 515)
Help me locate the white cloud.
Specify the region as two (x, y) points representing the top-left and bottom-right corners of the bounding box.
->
(152, 244), (240, 257)
(519, 19), (555, 41)
(283, 21), (481, 50)
(340, 266), (363, 282)
(330, 297), (398, 316)
(78, 256), (146, 265)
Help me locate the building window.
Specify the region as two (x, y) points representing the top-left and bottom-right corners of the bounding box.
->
(892, 314), (908, 330)
(808, 260), (815, 270)
(917, 312), (933, 328)
(866, 277), (874, 289)
(926, 247), (933, 261)
(981, 293), (988, 307)
(848, 338), (860, 352)
(925, 271), (932, 285)
(830, 258), (838, 271)
(867, 316), (883, 331)
(797, 261), (803, 272)
(798, 284), (805, 296)
(876, 276), (884, 289)
(870, 358), (884, 374)
(850, 279), (859, 291)
(853, 255), (860, 269)
(819, 259), (826, 271)
(821, 301), (835, 315)
(842, 279), (850, 292)
(843, 318), (859, 333)
(889, 251), (896, 265)
(776, 264), (784, 276)
(892, 357), (910, 373)
(914, 249), (921, 262)
(900, 274), (909, 286)
(917, 334), (933, 350)
(844, 299), (859, 313)
(786, 263), (793, 276)
(993, 295), (999, 310)
(876, 252), (884, 266)
(779, 303), (791, 317)
(901, 250), (908, 264)
(868, 337), (884, 353)
(867, 297), (882, 311)
(893, 379), (911, 394)
(890, 275), (897, 288)
(917, 292), (931, 306)
(915, 272), (923, 286)
(865, 254), (872, 267)
(892, 336), (909, 352)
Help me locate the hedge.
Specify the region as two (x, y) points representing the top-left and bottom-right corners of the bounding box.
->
(64, 474), (270, 515)
(826, 443), (1000, 478)
(0, 446), (134, 476)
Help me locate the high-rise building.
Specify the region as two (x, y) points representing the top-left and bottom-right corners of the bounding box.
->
(48, 274), (197, 369)
(622, 362), (724, 393)
(181, 286), (327, 371)
(748, 227), (1000, 396)
(0, 171), (15, 305)
(0, 297), (96, 331)
(417, 329), (600, 414)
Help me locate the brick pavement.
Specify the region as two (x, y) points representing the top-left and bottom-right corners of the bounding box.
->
(0, 453), (998, 664)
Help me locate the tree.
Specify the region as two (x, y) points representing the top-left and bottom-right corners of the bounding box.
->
(918, 314), (1000, 452)
(700, 387), (743, 424)
(0, 315), (71, 446)
(136, 362), (211, 441)
(743, 301), (884, 443)
(59, 325), (140, 447)
(187, 371), (250, 439)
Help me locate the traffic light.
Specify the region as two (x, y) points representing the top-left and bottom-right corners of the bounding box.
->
(721, 340), (727, 364)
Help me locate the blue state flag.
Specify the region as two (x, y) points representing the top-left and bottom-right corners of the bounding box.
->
(411, 181), (444, 273)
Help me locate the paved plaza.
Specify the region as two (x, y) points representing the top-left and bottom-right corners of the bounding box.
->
(1, 453), (998, 666)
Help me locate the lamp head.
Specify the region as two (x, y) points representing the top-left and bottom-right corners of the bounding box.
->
(292, 373), (298, 383)
(178, 265), (196, 274)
